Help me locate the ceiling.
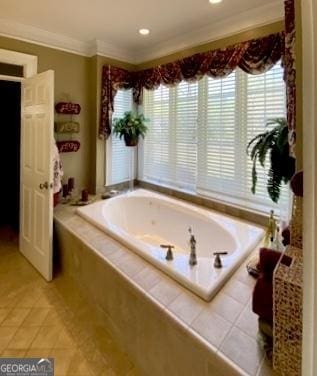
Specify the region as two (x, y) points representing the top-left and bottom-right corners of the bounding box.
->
(0, 0), (284, 63)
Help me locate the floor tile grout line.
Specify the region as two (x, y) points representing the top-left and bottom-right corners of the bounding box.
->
(0, 307), (14, 326)
(5, 325), (42, 352)
(217, 324), (266, 376)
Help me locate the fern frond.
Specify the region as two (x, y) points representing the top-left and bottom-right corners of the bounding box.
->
(257, 130), (278, 167)
(251, 154), (258, 194)
(276, 124), (289, 152)
(246, 117), (292, 204)
(247, 133), (264, 155)
(266, 117), (287, 128)
(267, 148), (283, 203)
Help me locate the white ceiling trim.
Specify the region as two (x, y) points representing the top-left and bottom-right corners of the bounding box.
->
(0, 18), (135, 62)
(93, 40), (135, 63)
(0, 18), (91, 56)
(133, 1), (284, 64)
(0, 1), (284, 64)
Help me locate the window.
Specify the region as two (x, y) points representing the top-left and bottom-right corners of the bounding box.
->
(106, 89), (133, 185)
(142, 81), (198, 190)
(141, 63), (288, 213)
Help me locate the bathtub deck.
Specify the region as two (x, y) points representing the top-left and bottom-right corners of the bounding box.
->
(54, 201), (276, 376)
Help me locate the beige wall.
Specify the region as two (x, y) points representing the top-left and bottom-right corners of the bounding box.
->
(0, 35), (92, 191)
(94, 22), (285, 193)
(137, 21), (284, 70)
(0, 36), (132, 194)
(0, 21), (286, 194)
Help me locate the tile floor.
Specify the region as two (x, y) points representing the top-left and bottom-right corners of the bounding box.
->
(0, 222), (277, 376)
(0, 227), (139, 376)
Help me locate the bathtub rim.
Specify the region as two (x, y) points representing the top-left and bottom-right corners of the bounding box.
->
(76, 189), (264, 301)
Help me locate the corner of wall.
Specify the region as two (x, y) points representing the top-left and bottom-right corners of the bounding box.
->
(87, 55), (98, 194)
(295, 0), (303, 171)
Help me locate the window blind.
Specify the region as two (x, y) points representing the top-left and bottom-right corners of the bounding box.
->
(245, 65), (288, 211)
(197, 71), (237, 196)
(143, 81), (198, 190)
(197, 65), (288, 211)
(141, 63), (288, 214)
(106, 89), (133, 185)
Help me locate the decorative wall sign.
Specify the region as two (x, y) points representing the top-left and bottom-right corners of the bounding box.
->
(55, 102), (81, 114)
(55, 121), (80, 133)
(56, 140), (80, 153)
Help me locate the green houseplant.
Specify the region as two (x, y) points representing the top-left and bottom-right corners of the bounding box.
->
(113, 111), (148, 147)
(247, 118), (295, 203)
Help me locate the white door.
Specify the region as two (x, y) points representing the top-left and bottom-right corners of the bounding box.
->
(20, 70), (54, 281)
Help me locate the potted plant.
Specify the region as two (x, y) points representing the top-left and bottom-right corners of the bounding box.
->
(112, 111), (148, 147)
(247, 118), (296, 203)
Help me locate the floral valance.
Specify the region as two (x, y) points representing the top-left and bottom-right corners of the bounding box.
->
(132, 32), (284, 104)
(99, 32), (284, 139)
(284, 0), (296, 156)
(99, 65), (133, 139)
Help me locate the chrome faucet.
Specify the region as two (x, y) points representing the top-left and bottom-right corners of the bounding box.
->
(188, 227), (197, 266)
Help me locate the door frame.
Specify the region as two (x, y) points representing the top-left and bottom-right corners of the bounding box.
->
(0, 49), (38, 233)
(301, 0), (317, 375)
(0, 49), (39, 241)
(0, 49), (37, 78)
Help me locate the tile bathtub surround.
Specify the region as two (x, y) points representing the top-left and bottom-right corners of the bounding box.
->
(54, 205), (274, 376)
(0, 228), (140, 376)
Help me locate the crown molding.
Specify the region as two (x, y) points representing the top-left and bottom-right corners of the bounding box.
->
(93, 39), (136, 63)
(132, 1), (284, 64)
(0, 18), (136, 63)
(0, 18), (91, 56)
(0, 1), (284, 65)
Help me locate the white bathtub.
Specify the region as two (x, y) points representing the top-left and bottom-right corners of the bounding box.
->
(77, 189), (264, 301)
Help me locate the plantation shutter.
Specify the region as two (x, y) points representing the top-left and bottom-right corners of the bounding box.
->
(141, 62), (288, 214)
(245, 65), (289, 210)
(197, 64), (287, 212)
(142, 81), (198, 189)
(196, 71), (237, 199)
(106, 89), (133, 185)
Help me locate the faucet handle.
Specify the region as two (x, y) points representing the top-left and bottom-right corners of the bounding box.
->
(160, 244), (175, 249)
(213, 251), (228, 268)
(188, 226), (193, 234)
(160, 244), (175, 261)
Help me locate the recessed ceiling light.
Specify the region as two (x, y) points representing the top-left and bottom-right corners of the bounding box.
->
(209, 0), (222, 4)
(139, 28), (150, 36)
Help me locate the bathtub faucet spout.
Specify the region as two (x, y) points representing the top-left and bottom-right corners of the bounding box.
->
(188, 227), (197, 266)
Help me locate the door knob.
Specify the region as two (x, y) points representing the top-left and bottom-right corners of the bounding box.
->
(39, 182), (53, 190)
